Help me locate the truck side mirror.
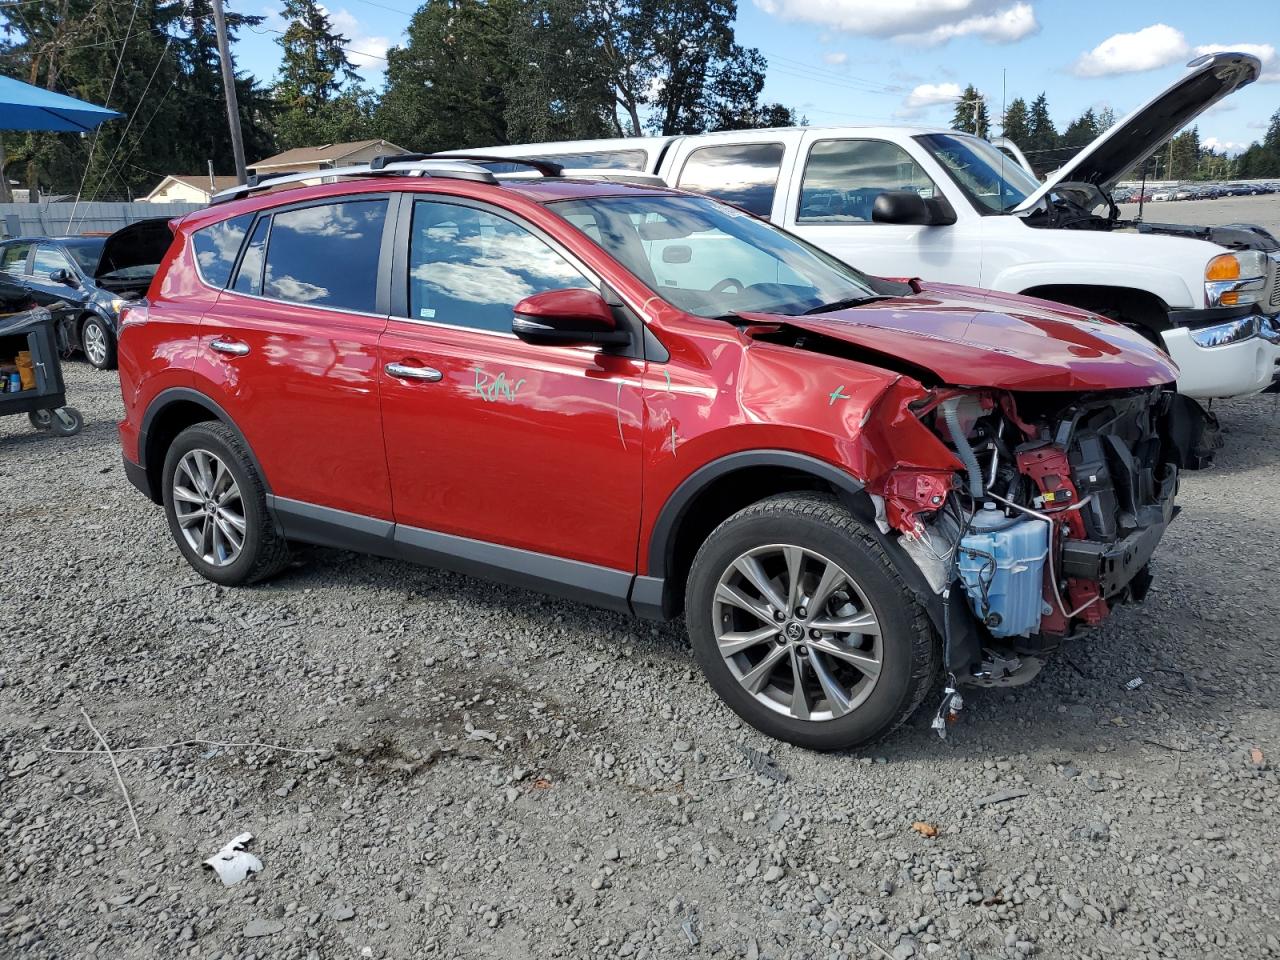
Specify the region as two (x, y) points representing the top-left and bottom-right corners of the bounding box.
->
(872, 191), (934, 225)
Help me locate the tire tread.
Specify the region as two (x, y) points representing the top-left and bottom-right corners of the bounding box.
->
(688, 491), (938, 750)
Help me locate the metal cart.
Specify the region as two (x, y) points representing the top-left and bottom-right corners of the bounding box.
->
(0, 305), (83, 437)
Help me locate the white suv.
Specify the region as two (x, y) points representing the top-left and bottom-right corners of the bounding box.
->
(455, 51), (1279, 404)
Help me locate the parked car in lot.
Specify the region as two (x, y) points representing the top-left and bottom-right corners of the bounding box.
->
(458, 52), (1280, 406)
(0, 220), (170, 370)
(117, 158), (1196, 750)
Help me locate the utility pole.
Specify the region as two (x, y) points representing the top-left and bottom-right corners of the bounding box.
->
(212, 0), (248, 185)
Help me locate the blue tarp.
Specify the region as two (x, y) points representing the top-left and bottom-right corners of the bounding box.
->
(0, 75), (123, 132)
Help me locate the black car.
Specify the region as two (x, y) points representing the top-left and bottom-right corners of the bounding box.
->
(0, 219), (170, 370)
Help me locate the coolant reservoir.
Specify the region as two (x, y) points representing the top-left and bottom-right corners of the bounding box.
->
(958, 505), (1049, 638)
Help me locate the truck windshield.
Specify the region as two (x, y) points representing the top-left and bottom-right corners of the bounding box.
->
(551, 194), (895, 319)
(916, 133), (1041, 214)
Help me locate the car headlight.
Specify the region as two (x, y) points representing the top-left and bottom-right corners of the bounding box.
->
(109, 297), (127, 315)
(1188, 314), (1262, 348)
(1204, 252), (1267, 307)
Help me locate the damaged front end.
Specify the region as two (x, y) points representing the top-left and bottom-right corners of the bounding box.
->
(867, 384), (1187, 692)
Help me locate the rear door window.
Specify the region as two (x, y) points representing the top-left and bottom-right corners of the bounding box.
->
(676, 143), (785, 218)
(798, 139), (938, 223)
(0, 242), (31, 277)
(193, 214), (253, 288)
(260, 199), (388, 312)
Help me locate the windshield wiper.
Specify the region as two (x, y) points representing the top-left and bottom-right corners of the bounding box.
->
(802, 295), (889, 315)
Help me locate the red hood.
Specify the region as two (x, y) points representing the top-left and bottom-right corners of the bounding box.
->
(741, 283), (1178, 392)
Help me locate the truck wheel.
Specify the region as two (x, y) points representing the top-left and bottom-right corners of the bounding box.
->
(161, 422), (289, 586)
(686, 493), (938, 751)
(80, 315), (117, 370)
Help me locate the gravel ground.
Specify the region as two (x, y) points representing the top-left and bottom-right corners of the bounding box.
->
(2, 358), (1279, 960)
(1118, 192), (1280, 235)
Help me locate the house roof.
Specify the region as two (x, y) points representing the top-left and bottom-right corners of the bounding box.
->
(145, 174), (241, 201)
(251, 139), (409, 170)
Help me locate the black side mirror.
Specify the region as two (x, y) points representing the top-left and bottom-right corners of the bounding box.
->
(48, 267), (75, 285)
(872, 190), (936, 225)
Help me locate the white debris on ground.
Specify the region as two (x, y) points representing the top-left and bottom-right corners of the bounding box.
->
(203, 833), (262, 887)
(1, 361), (1278, 959)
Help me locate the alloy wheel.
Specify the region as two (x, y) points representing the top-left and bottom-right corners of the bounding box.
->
(712, 544), (882, 722)
(172, 449), (246, 566)
(83, 321), (108, 367)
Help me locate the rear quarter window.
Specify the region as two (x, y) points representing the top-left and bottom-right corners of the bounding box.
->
(192, 214), (253, 288)
(676, 143), (785, 219)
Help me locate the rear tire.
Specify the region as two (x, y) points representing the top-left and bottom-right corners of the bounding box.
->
(686, 493), (937, 751)
(161, 421), (289, 586)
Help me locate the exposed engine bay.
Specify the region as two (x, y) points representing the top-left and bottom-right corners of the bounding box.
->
(870, 386), (1184, 693)
(1020, 181), (1280, 254)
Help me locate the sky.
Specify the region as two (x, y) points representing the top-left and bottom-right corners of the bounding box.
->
(231, 0), (1280, 153)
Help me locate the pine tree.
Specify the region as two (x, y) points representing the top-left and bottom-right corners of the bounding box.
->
(1025, 92), (1059, 175)
(950, 85), (989, 138)
(272, 0), (371, 149)
(1000, 97), (1029, 147)
(376, 0), (519, 153)
(1061, 108), (1099, 151)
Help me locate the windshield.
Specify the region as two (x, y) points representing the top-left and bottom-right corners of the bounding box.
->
(916, 133), (1040, 214)
(61, 238), (105, 275)
(551, 194), (890, 319)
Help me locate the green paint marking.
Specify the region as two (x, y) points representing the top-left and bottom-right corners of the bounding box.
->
(662, 369), (673, 395)
(473, 366), (526, 403)
(828, 385), (850, 406)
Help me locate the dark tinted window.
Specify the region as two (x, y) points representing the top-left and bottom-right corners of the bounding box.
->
(798, 139), (937, 223)
(193, 214), (253, 287)
(408, 200), (592, 333)
(62, 239), (105, 275)
(262, 200), (387, 312)
(676, 143), (784, 218)
(232, 217), (270, 296)
(0, 242), (32, 276)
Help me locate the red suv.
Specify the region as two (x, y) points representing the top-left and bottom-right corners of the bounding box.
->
(118, 157), (1192, 750)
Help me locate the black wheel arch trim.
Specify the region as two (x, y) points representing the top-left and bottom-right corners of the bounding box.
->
(644, 449), (873, 583)
(137, 388), (275, 509)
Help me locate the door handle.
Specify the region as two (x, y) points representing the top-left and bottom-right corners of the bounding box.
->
(210, 338), (250, 357)
(385, 362), (443, 382)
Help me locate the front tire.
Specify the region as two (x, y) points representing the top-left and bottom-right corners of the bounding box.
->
(161, 422), (289, 585)
(686, 493), (937, 751)
(80, 315), (117, 370)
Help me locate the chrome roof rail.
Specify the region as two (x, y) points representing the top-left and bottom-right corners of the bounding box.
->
(208, 159), (503, 205)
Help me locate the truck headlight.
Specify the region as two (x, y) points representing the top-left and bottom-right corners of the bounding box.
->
(1204, 252), (1267, 307)
(1189, 314), (1262, 348)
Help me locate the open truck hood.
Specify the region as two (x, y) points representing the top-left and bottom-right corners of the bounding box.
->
(740, 283), (1178, 392)
(1014, 51), (1260, 213)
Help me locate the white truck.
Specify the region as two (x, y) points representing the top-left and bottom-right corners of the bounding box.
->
(453, 51), (1279, 407)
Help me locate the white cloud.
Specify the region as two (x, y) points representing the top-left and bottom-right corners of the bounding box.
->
(753, 0), (1037, 46)
(823, 51), (848, 65)
(896, 81), (963, 117)
(1071, 24), (1189, 77)
(327, 8), (390, 75)
(1193, 43), (1280, 83)
(1200, 136), (1247, 156)
(900, 2), (1038, 46)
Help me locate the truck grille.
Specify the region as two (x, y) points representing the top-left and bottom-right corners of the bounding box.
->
(1269, 252), (1280, 310)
